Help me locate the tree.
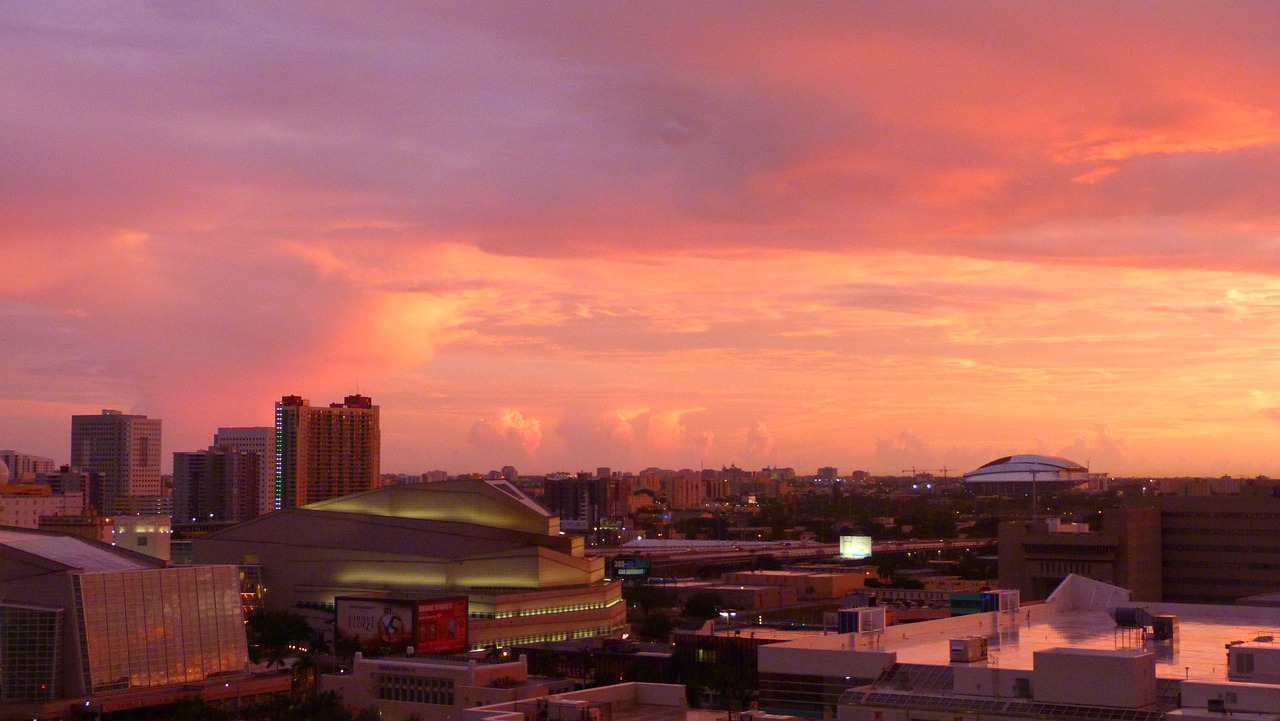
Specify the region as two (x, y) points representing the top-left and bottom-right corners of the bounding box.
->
(683, 592), (724, 623)
(636, 612), (674, 642)
(246, 609), (313, 669)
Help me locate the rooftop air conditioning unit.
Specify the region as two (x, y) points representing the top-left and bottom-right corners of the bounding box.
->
(949, 636), (988, 663)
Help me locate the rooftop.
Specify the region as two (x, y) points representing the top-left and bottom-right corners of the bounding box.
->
(777, 575), (1280, 683)
(0, 527), (160, 572)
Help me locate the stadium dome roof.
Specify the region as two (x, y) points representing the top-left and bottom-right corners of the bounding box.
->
(963, 454), (1089, 482)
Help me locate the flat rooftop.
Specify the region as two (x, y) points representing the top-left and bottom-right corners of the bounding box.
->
(848, 578), (1280, 683)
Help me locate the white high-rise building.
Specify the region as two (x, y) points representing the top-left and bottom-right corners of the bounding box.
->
(70, 410), (161, 515)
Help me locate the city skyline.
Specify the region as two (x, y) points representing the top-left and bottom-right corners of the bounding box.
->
(5, 5), (1280, 477)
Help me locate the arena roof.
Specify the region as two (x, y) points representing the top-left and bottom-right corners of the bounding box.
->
(963, 454), (1090, 482)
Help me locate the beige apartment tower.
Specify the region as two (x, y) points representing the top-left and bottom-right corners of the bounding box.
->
(70, 409), (161, 515)
(274, 394), (380, 509)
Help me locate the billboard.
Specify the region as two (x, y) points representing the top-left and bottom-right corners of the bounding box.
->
(839, 535), (873, 560)
(335, 597), (416, 653)
(415, 597), (469, 654)
(610, 557), (650, 583)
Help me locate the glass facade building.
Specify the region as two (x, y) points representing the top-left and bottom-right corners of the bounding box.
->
(0, 603), (62, 702)
(71, 565), (248, 693)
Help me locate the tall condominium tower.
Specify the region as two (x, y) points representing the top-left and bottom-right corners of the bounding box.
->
(70, 409), (162, 514)
(214, 427), (275, 516)
(274, 394), (380, 509)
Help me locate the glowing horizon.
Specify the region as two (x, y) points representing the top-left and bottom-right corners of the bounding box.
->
(4, 4), (1280, 478)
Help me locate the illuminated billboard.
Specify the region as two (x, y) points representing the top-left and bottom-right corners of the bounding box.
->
(839, 535), (873, 560)
(335, 597), (416, 653)
(610, 557), (650, 583)
(415, 597), (469, 654)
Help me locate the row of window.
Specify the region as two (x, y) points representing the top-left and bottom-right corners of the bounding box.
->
(376, 673), (454, 706)
(476, 598), (621, 620)
(469, 624), (625, 652)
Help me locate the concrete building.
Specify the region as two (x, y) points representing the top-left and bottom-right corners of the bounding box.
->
(192, 479), (627, 651)
(0, 484), (84, 529)
(753, 575), (1280, 721)
(275, 394), (380, 509)
(111, 513), (171, 560)
(722, 570), (869, 601)
(1157, 494), (1280, 604)
(70, 409), (162, 514)
(174, 445), (261, 523)
(38, 513), (115, 544)
(35, 465), (93, 495)
(324, 653), (572, 721)
(465, 682), (691, 721)
(999, 495), (1280, 604)
(214, 426), (275, 516)
(0, 450), (56, 480)
(998, 506), (1162, 601)
(0, 527), (288, 719)
(543, 476), (611, 533)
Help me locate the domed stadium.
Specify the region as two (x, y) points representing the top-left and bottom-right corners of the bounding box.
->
(962, 454), (1099, 495)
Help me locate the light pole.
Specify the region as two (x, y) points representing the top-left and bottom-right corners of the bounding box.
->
(1029, 469), (1040, 522)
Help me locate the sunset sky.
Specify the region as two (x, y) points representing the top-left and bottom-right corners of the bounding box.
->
(5, 3), (1280, 477)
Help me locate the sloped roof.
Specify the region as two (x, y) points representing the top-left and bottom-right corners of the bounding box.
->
(198, 507), (573, 560)
(301, 479), (556, 535)
(0, 527), (162, 572)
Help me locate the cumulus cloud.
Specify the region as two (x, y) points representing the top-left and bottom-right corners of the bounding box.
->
(872, 430), (935, 474)
(744, 421), (775, 461)
(555, 407), (713, 468)
(468, 409), (543, 461)
(1058, 424), (1127, 472)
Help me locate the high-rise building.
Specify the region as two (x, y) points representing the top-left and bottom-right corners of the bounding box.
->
(214, 426), (274, 516)
(173, 446), (261, 523)
(0, 451), (56, 481)
(274, 394), (380, 509)
(70, 410), (161, 515)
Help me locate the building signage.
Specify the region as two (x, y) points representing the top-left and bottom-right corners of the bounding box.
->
(610, 557), (650, 582)
(415, 597), (469, 653)
(335, 597), (415, 653)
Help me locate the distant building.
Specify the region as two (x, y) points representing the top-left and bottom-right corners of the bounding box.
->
(962, 454), (1102, 495)
(0, 483), (84, 528)
(274, 394), (380, 509)
(173, 446), (261, 523)
(817, 466), (838, 481)
(38, 513), (114, 544)
(36, 465), (93, 495)
(0, 450), (55, 480)
(999, 507), (1162, 601)
(214, 426), (275, 516)
(70, 409), (162, 514)
(543, 476), (611, 532)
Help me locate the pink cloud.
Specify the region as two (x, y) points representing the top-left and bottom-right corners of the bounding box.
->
(7, 4), (1280, 477)
(468, 409), (543, 460)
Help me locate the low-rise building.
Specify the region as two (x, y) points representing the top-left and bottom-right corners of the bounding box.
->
(324, 653), (572, 721)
